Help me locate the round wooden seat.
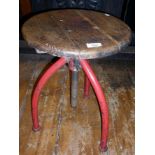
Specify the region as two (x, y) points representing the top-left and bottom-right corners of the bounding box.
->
(22, 9), (131, 59)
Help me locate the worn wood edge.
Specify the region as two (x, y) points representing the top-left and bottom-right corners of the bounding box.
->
(19, 40), (134, 58)
(21, 37), (131, 59)
(20, 40), (134, 54)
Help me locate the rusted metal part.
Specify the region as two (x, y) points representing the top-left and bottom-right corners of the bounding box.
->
(69, 59), (80, 108)
(32, 57), (66, 131)
(69, 58), (81, 71)
(80, 58), (109, 152)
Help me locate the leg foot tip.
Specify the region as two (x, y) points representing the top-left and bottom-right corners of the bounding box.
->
(32, 126), (41, 132)
(71, 105), (77, 109)
(99, 144), (108, 152)
(83, 94), (89, 99)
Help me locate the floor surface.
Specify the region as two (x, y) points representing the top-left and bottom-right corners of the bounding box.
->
(19, 54), (135, 155)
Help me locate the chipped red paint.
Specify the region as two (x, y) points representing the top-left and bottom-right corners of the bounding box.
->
(80, 59), (109, 152)
(31, 57), (109, 152)
(32, 57), (66, 131)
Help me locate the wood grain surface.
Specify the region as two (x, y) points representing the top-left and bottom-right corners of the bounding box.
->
(22, 9), (131, 59)
(20, 54), (135, 155)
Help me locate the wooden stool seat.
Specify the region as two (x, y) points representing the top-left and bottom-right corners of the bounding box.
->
(22, 9), (131, 59)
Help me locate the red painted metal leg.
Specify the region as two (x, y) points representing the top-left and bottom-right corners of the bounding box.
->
(32, 57), (66, 131)
(84, 74), (91, 97)
(80, 59), (109, 152)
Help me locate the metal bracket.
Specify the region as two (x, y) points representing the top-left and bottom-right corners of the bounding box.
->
(69, 58), (81, 72)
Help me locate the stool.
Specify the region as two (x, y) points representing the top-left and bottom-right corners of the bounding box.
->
(22, 9), (131, 152)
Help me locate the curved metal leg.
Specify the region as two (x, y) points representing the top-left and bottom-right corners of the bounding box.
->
(80, 59), (109, 152)
(32, 57), (66, 131)
(84, 74), (91, 97)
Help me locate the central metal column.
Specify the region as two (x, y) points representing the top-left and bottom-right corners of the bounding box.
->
(70, 59), (80, 108)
